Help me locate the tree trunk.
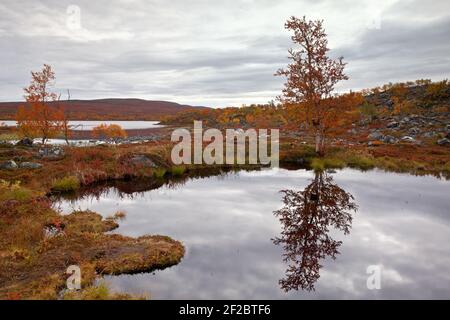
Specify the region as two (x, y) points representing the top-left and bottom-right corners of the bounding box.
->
(315, 130), (325, 156)
(315, 132), (321, 154)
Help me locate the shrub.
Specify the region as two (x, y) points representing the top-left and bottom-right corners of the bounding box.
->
(359, 101), (378, 118)
(51, 176), (80, 192)
(426, 80), (449, 100)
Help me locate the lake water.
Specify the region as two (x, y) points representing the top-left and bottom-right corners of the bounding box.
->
(55, 168), (450, 299)
(0, 120), (162, 130)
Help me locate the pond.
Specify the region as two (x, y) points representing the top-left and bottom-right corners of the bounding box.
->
(55, 168), (450, 299)
(0, 120), (163, 130)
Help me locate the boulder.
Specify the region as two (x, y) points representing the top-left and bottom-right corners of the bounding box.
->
(409, 127), (421, 136)
(0, 160), (18, 169)
(437, 138), (450, 146)
(423, 131), (437, 138)
(401, 136), (416, 143)
(368, 131), (384, 141)
(383, 135), (398, 144)
(38, 146), (65, 159)
(19, 162), (43, 169)
(16, 137), (33, 147)
(387, 121), (400, 129)
(130, 155), (157, 168)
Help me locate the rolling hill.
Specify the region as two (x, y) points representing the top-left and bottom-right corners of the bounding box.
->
(0, 99), (208, 120)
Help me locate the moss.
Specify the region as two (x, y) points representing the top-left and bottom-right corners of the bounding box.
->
(51, 176), (80, 192)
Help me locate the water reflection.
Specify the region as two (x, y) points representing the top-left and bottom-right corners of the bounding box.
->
(54, 168), (450, 299)
(273, 171), (357, 291)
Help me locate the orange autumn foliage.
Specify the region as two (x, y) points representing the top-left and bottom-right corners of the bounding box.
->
(16, 64), (66, 144)
(92, 123), (127, 142)
(276, 16), (351, 155)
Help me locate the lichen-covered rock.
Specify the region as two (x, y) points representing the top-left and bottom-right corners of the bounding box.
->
(38, 146), (65, 159)
(437, 138), (450, 146)
(19, 162), (43, 169)
(0, 160), (18, 169)
(401, 136), (417, 143)
(368, 131), (384, 141)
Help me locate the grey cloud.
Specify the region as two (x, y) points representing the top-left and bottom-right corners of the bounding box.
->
(0, 0), (449, 106)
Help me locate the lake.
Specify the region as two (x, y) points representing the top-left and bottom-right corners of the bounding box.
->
(55, 168), (450, 299)
(0, 120), (163, 130)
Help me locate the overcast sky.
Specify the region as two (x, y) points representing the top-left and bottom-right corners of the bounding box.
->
(0, 0), (449, 107)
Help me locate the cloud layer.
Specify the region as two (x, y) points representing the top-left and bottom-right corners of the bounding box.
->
(0, 0), (449, 106)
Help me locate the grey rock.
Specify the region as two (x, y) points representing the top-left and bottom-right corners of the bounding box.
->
(368, 131), (384, 140)
(16, 137), (33, 147)
(387, 121), (400, 129)
(383, 135), (398, 144)
(0, 160), (18, 169)
(19, 162), (43, 169)
(423, 131), (437, 138)
(409, 127), (421, 136)
(130, 155), (157, 168)
(437, 138), (450, 146)
(39, 146), (65, 159)
(401, 136), (416, 143)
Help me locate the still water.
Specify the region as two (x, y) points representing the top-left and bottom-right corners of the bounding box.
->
(56, 168), (450, 299)
(0, 120), (162, 130)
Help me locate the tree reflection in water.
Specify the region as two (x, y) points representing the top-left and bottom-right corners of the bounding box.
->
(273, 171), (358, 292)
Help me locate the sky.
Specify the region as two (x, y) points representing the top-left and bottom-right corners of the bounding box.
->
(0, 0), (449, 107)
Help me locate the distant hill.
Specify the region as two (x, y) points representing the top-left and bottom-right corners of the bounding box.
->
(0, 99), (208, 120)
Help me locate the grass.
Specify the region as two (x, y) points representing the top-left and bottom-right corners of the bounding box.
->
(63, 283), (145, 300)
(152, 167), (167, 178)
(51, 176), (80, 192)
(170, 165), (186, 177)
(0, 180), (33, 201)
(311, 158), (345, 171)
(0, 133), (19, 141)
(344, 154), (375, 170)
